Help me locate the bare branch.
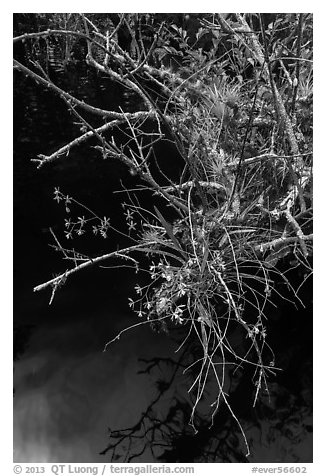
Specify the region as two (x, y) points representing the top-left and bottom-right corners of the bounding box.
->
(14, 59), (152, 120)
(254, 233), (313, 254)
(33, 242), (156, 294)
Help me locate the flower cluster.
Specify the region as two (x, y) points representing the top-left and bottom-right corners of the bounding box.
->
(122, 203), (137, 234)
(127, 249), (226, 329)
(92, 217), (111, 238)
(53, 187), (111, 239)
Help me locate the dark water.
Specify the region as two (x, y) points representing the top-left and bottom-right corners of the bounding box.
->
(13, 46), (312, 463)
(14, 308), (177, 462)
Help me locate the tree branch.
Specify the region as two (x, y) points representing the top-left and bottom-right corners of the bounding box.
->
(14, 59), (153, 120)
(33, 242), (156, 294)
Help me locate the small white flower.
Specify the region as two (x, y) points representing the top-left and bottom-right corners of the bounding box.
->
(135, 284), (142, 295)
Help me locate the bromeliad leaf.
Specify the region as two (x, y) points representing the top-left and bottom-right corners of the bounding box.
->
(154, 206), (186, 258)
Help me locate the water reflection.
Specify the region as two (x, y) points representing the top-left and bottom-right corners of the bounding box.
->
(14, 305), (312, 463)
(14, 312), (174, 463)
